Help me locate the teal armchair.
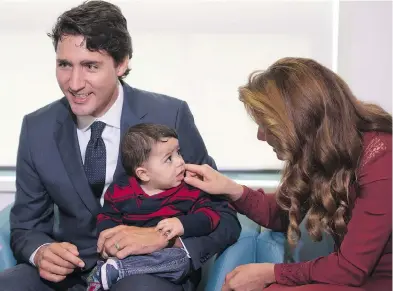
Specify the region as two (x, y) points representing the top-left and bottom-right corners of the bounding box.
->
(0, 204), (16, 271)
(0, 204), (262, 291)
(0, 203), (333, 290)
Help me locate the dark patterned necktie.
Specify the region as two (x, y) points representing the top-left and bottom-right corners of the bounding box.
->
(84, 121), (106, 199)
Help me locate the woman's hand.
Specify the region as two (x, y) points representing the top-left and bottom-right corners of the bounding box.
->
(184, 164), (244, 201)
(221, 263), (276, 291)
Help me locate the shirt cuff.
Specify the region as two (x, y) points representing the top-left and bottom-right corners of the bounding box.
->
(29, 243), (51, 266)
(230, 185), (249, 210)
(178, 237), (191, 258)
(274, 262), (312, 286)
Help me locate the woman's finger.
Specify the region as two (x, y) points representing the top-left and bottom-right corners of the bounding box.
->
(222, 269), (238, 291)
(185, 171), (197, 178)
(184, 164), (207, 176)
(225, 269), (237, 283)
(184, 176), (207, 189)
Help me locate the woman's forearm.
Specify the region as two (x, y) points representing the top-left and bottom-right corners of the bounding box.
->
(225, 181), (245, 201)
(231, 186), (287, 231)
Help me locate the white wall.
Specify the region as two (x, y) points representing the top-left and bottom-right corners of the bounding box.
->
(0, 194), (15, 211)
(338, 1), (392, 112)
(0, 0), (334, 170)
(0, 0), (391, 171)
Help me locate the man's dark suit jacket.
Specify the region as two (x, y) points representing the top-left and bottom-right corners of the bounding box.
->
(10, 83), (240, 289)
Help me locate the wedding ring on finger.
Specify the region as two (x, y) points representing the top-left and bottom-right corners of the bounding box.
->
(114, 242), (120, 251)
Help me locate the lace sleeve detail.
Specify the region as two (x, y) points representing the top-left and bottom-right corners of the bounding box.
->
(359, 136), (387, 171)
(274, 262), (312, 286)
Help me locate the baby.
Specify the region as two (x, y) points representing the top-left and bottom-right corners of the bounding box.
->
(87, 123), (220, 290)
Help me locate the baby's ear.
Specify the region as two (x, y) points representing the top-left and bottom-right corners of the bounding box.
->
(135, 167), (150, 182)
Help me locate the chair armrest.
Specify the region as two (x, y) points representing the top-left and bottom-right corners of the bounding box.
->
(204, 236), (257, 291)
(237, 214), (261, 240)
(0, 204), (16, 271)
(256, 229), (286, 263)
(291, 223), (335, 262)
(200, 214), (260, 291)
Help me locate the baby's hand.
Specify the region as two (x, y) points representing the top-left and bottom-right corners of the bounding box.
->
(155, 218), (184, 240)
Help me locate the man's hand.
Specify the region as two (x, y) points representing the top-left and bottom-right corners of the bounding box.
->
(34, 242), (85, 283)
(221, 263), (276, 291)
(155, 218), (184, 240)
(97, 225), (169, 259)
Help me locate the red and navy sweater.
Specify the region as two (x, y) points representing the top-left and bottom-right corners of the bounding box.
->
(97, 174), (221, 238)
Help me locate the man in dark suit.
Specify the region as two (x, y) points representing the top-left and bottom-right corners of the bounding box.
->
(0, 1), (240, 290)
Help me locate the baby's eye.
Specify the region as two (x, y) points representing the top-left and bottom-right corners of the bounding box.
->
(166, 156), (173, 162)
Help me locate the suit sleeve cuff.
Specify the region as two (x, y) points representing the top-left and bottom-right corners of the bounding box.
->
(29, 243), (51, 266)
(178, 213), (213, 238)
(178, 237), (191, 258)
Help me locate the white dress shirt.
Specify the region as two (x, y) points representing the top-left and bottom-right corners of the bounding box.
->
(76, 84), (123, 205)
(29, 84), (123, 265)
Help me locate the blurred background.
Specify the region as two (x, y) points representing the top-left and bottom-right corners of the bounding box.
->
(0, 0), (391, 209)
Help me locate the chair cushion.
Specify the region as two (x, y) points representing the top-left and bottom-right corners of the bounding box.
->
(0, 204), (16, 271)
(256, 230), (286, 263)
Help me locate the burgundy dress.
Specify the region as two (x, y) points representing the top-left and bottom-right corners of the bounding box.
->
(232, 132), (392, 291)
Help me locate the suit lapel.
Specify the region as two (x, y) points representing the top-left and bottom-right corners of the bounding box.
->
(55, 109), (100, 215)
(113, 84), (148, 181)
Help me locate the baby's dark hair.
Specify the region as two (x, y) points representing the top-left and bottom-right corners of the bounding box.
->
(121, 123), (178, 176)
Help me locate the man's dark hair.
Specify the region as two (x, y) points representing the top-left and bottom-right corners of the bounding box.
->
(122, 123), (179, 177)
(48, 0), (132, 79)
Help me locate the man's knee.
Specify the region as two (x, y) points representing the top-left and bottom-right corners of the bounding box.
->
(0, 264), (52, 291)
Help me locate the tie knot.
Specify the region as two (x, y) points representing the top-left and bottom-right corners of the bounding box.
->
(89, 121), (106, 140)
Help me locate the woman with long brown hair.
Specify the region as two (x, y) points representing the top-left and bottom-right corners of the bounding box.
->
(185, 57), (392, 291)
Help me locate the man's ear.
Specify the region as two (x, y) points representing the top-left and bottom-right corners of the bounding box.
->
(135, 166), (149, 182)
(116, 57), (130, 77)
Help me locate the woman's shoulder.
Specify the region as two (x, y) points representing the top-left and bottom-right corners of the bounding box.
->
(353, 131), (392, 217)
(360, 131), (391, 169)
(357, 131), (392, 188)
(362, 131), (391, 148)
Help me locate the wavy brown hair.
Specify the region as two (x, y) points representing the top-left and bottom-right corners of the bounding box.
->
(239, 57), (392, 246)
